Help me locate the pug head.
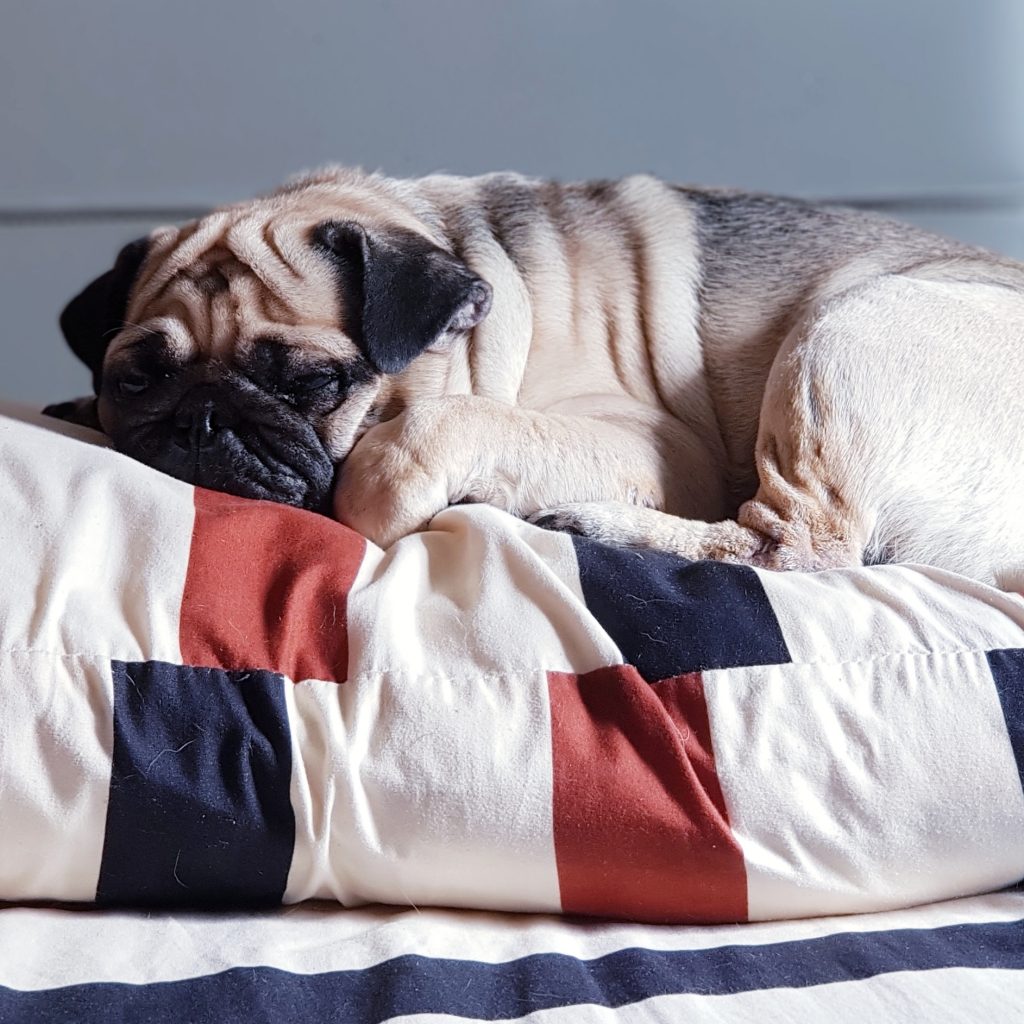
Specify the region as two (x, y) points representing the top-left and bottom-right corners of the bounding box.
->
(56, 178), (492, 511)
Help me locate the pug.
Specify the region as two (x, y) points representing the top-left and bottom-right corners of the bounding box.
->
(55, 167), (1024, 587)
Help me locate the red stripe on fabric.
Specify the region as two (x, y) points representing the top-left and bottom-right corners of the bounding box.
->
(653, 673), (735, 829)
(180, 488), (365, 682)
(549, 666), (748, 924)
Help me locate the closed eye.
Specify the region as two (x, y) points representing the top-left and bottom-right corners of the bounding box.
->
(117, 372), (151, 396)
(293, 369), (338, 393)
(108, 333), (184, 400)
(243, 338), (373, 407)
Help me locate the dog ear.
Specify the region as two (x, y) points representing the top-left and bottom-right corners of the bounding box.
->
(59, 237), (150, 392)
(312, 220), (492, 374)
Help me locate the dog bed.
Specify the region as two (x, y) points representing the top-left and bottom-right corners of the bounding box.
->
(3, 400), (1024, 1020)
(2, 401), (1023, 926)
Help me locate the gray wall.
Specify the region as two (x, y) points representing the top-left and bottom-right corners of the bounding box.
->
(3, 0), (1024, 402)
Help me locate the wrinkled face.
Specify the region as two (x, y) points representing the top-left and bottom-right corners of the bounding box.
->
(100, 327), (376, 512)
(59, 195), (491, 511)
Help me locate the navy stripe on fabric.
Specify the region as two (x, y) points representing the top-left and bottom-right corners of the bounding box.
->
(1, 917), (1021, 1023)
(986, 648), (1024, 796)
(96, 661), (295, 907)
(571, 535), (791, 679)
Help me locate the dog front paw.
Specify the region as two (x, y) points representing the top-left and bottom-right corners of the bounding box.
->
(334, 411), (453, 548)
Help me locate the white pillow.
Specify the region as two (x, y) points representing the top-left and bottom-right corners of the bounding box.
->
(1, 403), (1023, 921)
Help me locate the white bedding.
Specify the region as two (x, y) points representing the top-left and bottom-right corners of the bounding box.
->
(2, 892), (1022, 1021)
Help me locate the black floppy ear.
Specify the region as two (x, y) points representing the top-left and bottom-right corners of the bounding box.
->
(312, 220), (492, 374)
(59, 237), (150, 392)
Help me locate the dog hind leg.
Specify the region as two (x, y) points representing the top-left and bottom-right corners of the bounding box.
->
(534, 273), (1024, 582)
(531, 290), (885, 570)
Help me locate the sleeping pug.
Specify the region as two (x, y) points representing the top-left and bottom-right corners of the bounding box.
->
(54, 167), (1024, 587)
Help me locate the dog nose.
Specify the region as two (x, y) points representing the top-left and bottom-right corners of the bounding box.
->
(173, 398), (220, 451)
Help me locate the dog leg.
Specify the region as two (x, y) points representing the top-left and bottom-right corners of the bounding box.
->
(530, 469), (865, 571)
(530, 502), (765, 560)
(537, 273), (1024, 582)
(335, 394), (730, 548)
(533, 301), (881, 571)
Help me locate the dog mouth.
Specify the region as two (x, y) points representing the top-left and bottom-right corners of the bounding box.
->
(181, 424), (335, 511)
(107, 389), (336, 512)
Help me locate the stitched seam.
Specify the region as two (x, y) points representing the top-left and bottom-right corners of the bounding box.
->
(0, 645), (1009, 677)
